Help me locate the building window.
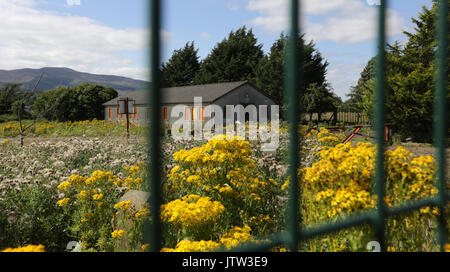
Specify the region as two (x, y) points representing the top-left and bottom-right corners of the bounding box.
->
(201, 107), (205, 121)
(117, 108), (120, 118)
(134, 107), (138, 119)
(147, 108), (151, 120)
(164, 107), (168, 120)
(109, 108), (112, 119)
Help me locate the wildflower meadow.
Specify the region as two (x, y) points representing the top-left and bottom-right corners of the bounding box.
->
(0, 120), (449, 252)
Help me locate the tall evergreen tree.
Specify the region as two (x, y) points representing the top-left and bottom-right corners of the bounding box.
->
(253, 34), (286, 105)
(161, 42), (200, 87)
(360, 1), (449, 142)
(253, 33), (331, 114)
(346, 57), (376, 113)
(194, 26), (264, 84)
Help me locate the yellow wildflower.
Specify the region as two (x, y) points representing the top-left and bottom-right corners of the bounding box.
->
(1, 245), (45, 252)
(77, 190), (88, 199)
(111, 229), (126, 239)
(135, 208), (149, 219)
(141, 244), (150, 251)
(160, 195), (224, 228)
(114, 200), (132, 211)
(85, 177), (97, 185)
(57, 198), (70, 207)
(68, 174), (87, 185)
(161, 240), (220, 252)
(220, 225), (254, 249)
(57, 181), (71, 192)
(92, 193), (103, 201)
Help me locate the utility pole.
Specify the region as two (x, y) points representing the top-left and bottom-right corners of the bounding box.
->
(118, 97), (134, 141)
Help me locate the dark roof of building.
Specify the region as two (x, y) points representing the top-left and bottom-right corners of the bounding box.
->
(103, 81), (249, 106)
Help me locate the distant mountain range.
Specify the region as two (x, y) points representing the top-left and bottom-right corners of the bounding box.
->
(0, 67), (149, 93)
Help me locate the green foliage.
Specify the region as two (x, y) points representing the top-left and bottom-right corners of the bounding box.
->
(0, 83), (39, 121)
(160, 28), (336, 119)
(0, 182), (74, 252)
(161, 42), (200, 87)
(0, 136), (148, 252)
(0, 83), (22, 115)
(303, 83), (341, 121)
(356, 2), (449, 142)
(33, 83), (117, 122)
(0, 83), (35, 114)
(194, 26), (264, 84)
(346, 57), (376, 113)
(253, 35), (286, 106)
(0, 120), (146, 138)
(253, 34), (331, 115)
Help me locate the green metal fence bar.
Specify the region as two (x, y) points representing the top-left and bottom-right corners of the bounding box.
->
(147, 0), (162, 252)
(373, 0), (387, 252)
(300, 212), (375, 241)
(227, 233), (287, 252)
(285, 0), (301, 252)
(387, 195), (446, 217)
(434, 0), (448, 253)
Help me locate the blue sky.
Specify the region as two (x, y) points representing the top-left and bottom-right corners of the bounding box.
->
(0, 0), (432, 99)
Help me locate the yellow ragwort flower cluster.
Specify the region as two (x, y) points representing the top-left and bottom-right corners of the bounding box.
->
(161, 194), (225, 228)
(114, 200), (133, 211)
(303, 142), (438, 218)
(316, 128), (342, 147)
(161, 240), (221, 252)
(168, 135), (277, 205)
(161, 225), (256, 252)
(111, 229), (126, 239)
(1, 245), (45, 252)
(219, 225), (254, 249)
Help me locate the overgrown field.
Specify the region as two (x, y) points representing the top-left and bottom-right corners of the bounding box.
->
(0, 122), (449, 252)
(0, 119), (146, 137)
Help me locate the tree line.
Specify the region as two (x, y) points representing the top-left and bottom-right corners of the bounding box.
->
(0, 83), (117, 122)
(160, 26), (342, 120)
(345, 0), (449, 142)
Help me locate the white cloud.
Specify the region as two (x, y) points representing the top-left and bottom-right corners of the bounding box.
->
(160, 29), (173, 43)
(246, 0), (405, 44)
(326, 62), (366, 98)
(366, 0), (381, 6)
(200, 32), (212, 39)
(246, 0), (410, 99)
(0, 0), (161, 81)
(246, 0), (407, 99)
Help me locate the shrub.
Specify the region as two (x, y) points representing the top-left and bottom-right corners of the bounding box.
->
(299, 142), (442, 251)
(56, 165), (147, 252)
(162, 135), (281, 249)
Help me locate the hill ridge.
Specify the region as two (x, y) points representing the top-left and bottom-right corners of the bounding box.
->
(0, 67), (149, 93)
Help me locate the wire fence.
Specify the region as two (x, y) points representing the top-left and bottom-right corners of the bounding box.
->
(146, 0), (448, 252)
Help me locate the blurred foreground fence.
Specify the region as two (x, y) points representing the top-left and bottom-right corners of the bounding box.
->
(146, 0), (448, 252)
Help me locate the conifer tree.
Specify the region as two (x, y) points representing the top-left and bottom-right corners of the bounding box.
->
(194, 26), (264, 84)
(161, 42), (200, 87)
